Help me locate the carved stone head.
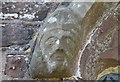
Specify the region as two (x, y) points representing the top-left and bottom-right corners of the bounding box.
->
(29, 7), (83, 79)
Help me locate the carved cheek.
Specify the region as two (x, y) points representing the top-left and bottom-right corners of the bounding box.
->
(42, 37), (57, 54)
(65, 38), (76, 54)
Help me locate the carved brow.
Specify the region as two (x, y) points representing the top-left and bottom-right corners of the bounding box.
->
(61, 35), (76, 46)
(45, 36), (57, 44)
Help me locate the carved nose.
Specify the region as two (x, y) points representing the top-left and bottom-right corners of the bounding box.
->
(55, 44), (64, 51)
(54, 40), (64, 51)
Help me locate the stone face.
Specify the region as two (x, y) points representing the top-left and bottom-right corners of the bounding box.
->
(29, 7), (82, 79)
(80, 2), (119, 80)
(1, 2), (119, 80)
(28, 2), (94, 79)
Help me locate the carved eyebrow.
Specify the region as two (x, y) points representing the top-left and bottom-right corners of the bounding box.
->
(44, 36), (57, 44)
(39, 29), (59, 45)
(64, 30), (79, 43)
(62, 24), (81, 40)
(62, 35), (76, 46)
(40, 28), (79, 45)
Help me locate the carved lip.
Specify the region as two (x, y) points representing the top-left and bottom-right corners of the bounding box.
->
(55, 56), (64, 61)
(50, 51), (65, 61)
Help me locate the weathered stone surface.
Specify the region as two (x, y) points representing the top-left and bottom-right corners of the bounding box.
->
(2, 27), (34, 47)
(81, 2), (118, 42)
(33, 6), (49, 21)
(1, 2), (61, 80)
(80, 2), (119, 80)
(60, 2), (70, 7)
(1, 2), (65, 80)
(1, 2), (119, 80)
(4, 55), (27, 78)
(1, 2), (60, 21)
(29, 8), (81, 79)
(45, 2), (60, 13)
(33, 2), (71, 21)
(28, 2), (93, 79)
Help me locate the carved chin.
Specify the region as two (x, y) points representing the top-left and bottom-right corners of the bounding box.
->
(48, 56), (67, 69)
(46, 61), (71, 77)
(47, 58), (68, 73)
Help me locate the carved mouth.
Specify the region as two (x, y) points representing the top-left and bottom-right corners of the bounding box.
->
(55, 56), (64, 61)
(50, 50), (65, 61)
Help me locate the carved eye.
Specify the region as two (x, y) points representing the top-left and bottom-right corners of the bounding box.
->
(64, 36), (76, 50)
(66, 38), (72, 44)
(63, 36), (74, 44)
(45, 37), (57, 47)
